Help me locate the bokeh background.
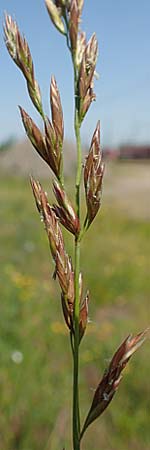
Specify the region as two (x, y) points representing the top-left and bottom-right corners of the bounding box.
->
(0, 1), (150, 450)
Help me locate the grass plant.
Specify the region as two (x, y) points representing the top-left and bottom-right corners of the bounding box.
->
(3, 2), (149, 449)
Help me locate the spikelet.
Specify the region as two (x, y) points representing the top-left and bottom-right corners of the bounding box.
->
(84, 121), (104, 227)
(78, 33), (98, 122)
(4, 14), (43, 116)
(81, 329), (149, 439)
(53, 180), (80, 236)
(45, 0), (66, 34)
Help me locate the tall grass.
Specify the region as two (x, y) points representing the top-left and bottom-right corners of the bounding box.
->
(3, 0), (149, 448)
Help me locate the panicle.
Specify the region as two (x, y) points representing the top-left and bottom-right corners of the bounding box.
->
(4, 14), (43, 116)
(84, 121), (104, 227)
(81, 329), (148, 438)
(45, 0), (66, 34)
(53, 180), (80, 236)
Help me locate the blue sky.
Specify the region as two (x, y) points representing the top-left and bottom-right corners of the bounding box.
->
(0, 0), (150, 147)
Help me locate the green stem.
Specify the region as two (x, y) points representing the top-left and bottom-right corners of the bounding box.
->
(58, 154), (64, 188)
(72, 58), (82, 450)
(64, 12), (82, 448)
(73, 238), (80, 450)
(75, 110), (82, 217)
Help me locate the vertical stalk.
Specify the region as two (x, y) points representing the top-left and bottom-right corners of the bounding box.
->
(73, 238), (80, 450)
(73, 62), (82, 450)
(75, 110), (82, 217)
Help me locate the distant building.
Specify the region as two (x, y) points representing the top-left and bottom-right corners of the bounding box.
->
(103, 145), (150, 160)
(119, 145), (150, 159)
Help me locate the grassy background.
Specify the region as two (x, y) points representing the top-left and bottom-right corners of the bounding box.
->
(0, 162), (150, 450)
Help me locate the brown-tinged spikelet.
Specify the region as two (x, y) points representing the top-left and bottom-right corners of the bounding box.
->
(78, 33), (98, 122)
(80, 329), (149, 439)
(4, 14), (43, 115)
(84, 121), (104, 227)
(53, 180), (80, 236)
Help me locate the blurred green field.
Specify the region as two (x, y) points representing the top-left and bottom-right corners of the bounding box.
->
(0, 162), (150, 450)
